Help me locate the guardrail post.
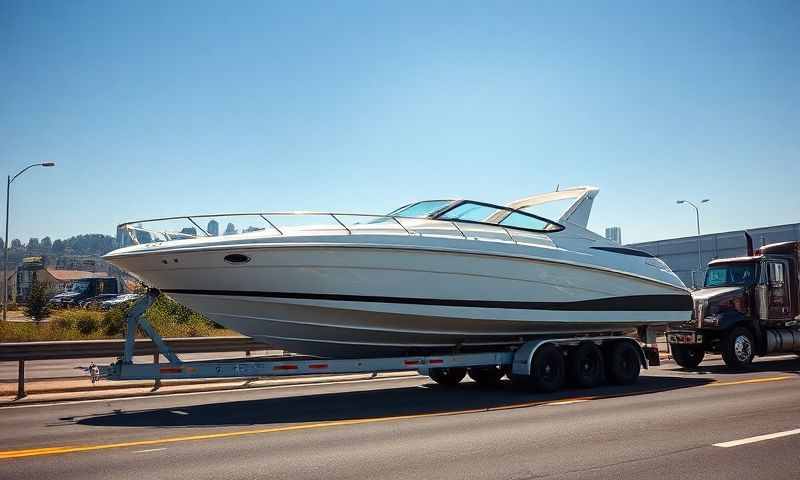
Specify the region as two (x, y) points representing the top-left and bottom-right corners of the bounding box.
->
(153, 352), (161, 390)
(16, 360), (26, 399)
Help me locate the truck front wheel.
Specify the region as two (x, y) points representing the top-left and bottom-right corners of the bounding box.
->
(671, 344), (705, 369)
(721, 327), (755, 369)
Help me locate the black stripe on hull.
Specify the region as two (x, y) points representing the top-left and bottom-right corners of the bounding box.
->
(162, 289), (692, 311)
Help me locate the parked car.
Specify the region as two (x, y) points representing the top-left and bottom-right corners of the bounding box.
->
(98, 293), (142, 310)
(48, 277), (120, 308)
(78, 294), (122, 309)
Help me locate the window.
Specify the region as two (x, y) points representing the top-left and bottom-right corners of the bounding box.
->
(436, 201), (560, 232)
(704, 264), (756, 287)
(499, 212), (550, 231)
(387, 200), (452, 218)
(768, 262), (785, 286)
(437, 203), (501, 223)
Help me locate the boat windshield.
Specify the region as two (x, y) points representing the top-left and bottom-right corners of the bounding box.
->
(435, 201), (558, 231)
(704, 263), (756, 288)
(386, 200), (453, 218)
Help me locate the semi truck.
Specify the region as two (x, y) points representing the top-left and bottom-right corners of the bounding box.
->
(667, 234), (800, 368)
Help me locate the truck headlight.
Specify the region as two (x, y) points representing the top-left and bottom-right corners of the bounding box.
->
(703, 314), (722, 327)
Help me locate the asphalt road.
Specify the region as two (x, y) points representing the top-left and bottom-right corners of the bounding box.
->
(1, 356), (799, 480)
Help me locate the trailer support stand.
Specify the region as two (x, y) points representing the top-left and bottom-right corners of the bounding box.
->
(122, 289), (182, 366)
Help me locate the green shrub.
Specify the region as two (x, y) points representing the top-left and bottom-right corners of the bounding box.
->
(101, 306), (127, 336)
(76, 316), (98, 335)
(52, 316), (76, 331)
(24, 280), (50, 320)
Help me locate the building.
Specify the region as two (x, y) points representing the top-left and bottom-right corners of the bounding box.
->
(207, 219), (219, 236)
(14, 266), (111, 303)
(224, 222), (238, 235)
(628, 222), (800, 288)
(604, 226), (622, 244)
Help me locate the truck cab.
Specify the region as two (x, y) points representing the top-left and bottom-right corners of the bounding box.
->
(668, 239), (800, 369)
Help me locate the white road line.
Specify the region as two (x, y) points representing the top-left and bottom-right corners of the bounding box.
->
(713, 428), (800, 448)
(170, 410), (189, 415)
(0, 375), (421, 410)
(134, 448), (167, 454)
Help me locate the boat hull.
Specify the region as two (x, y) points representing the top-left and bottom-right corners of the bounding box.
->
(107, 241), (692, 357)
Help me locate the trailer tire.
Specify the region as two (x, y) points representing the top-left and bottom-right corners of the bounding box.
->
(467, 366), (505, 386)
(605, 341), (641, 385)
(516, 344), (565, 393)
(721, 327), (755, 369)
(670, 344), (705, 369)
(428, 367), (467, 387)
(567, 342), (605, 388)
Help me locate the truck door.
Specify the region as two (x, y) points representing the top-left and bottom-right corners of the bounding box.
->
(766, 261), (792, 320)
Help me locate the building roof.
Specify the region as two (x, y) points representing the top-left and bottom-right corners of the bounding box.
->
(45, 268), (110, 282)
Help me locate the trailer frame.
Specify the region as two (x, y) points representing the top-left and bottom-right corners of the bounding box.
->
(102, 289), (654, 385)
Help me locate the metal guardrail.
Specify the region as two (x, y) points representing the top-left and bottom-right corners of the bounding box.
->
(0, 336), (267, 361)
(0, 336), (272, 399)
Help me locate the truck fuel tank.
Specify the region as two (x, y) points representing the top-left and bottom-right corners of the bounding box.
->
(765, 329), (800, 353)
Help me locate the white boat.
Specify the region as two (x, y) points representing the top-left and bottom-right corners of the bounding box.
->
(104, 186), (691, 358)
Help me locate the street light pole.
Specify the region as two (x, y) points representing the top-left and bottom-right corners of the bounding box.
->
(2, 162), (56, 321)
(676, 198), (710, 288)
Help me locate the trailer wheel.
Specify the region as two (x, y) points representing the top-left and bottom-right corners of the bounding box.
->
(721, 327), (755, 369)
(513, 344), (565, 393)
(467, 366), (505, 386)
(670, 344), (705, 369)
(428, 367), (467, 386)
(567, 342), (605, 388)
(605, 341), (641, 385)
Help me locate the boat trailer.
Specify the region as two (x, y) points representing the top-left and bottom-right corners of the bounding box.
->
(103, 289), (658, 386)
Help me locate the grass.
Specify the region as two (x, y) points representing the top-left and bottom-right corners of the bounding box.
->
(0, 295), (239, 342)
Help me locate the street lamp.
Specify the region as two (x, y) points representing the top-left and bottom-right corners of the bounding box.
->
(676, 198), (710, 288)
(3, 162), (56, 321)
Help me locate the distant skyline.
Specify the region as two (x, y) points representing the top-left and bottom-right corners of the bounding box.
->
(2, 1), (798, 244)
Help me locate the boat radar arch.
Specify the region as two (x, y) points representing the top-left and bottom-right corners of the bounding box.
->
(505, 186), (599, 229)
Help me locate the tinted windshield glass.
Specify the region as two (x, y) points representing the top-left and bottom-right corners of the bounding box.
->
(387, 200), (452, 218)
(704, 264), (756, 287)
(499, 211), (550, 231)
(437, 201), (557, 231)
(437, 203), (499, 222)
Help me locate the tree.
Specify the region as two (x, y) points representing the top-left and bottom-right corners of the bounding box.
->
(24, 279), (50, 320)
(10, 239), (22, 249)
(51, 239), (65, 254)
(0, 237), (3, 250)
(41, 237), (52, 250)
(27, 238), (40, 251)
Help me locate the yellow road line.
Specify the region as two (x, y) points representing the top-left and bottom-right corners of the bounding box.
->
(2, 374), (796, 460)
(705, 375), (793, 387)
(546, 398), (592, 405)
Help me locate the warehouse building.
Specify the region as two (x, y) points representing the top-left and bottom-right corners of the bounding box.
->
(628, 222), (800, 289)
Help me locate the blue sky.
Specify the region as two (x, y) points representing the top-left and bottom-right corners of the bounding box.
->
(2, 1), (798, 245)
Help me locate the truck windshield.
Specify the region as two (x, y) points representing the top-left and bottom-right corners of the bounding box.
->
(704, 264), (756, 288)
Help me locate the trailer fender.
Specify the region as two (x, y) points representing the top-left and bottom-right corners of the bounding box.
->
(512, 337), (648, 376)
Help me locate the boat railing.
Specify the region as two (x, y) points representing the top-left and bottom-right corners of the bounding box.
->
(116, 212), (550, 247)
